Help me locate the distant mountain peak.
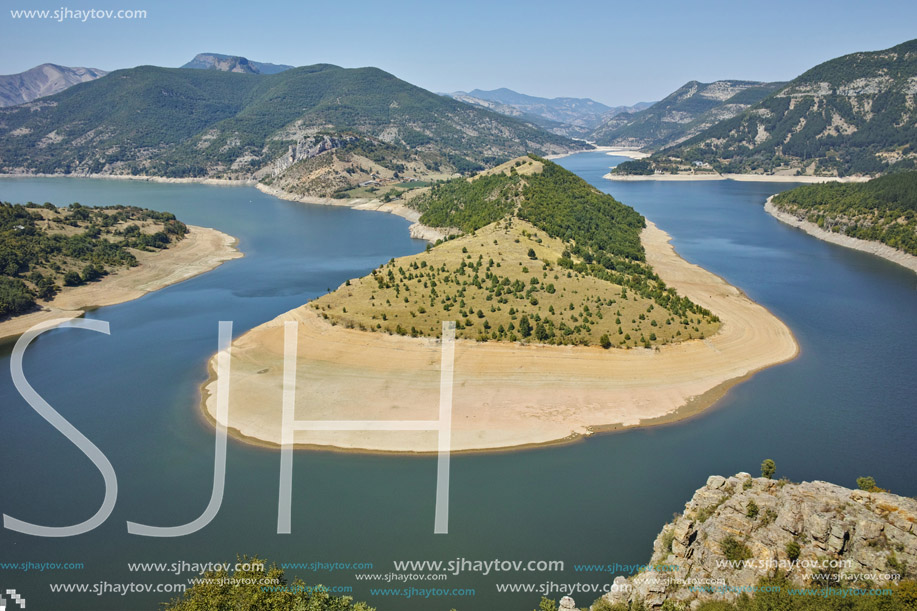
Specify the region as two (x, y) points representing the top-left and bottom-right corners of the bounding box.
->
(651, 37), (917, 176)
(444, 87), (652, 138)
(589, 79), (785, 151)
(0, 63), (108, 107)
(181, 53), (294, 75)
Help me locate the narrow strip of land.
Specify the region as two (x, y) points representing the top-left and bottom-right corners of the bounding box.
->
(604, 172), (873, 183)
(764, 196), (917, 274)
(0, 225), (241, 342)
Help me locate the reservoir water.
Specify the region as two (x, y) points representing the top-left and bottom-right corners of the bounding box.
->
(1, 153), (914, 610)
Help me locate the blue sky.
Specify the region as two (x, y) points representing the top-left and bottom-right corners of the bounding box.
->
(2, 0), (916, 105)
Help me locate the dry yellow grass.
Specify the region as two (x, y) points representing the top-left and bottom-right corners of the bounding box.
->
(312, 219), (719, 348)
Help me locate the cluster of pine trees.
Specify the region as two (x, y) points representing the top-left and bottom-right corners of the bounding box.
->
(772, 171), (917, 255)
(0, 201), (187, 318)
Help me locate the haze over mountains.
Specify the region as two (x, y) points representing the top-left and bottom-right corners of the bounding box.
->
(0, 64), (107, 107)
(445, 88), (652, 138)
(640, 38), (917, 177)
(590, 79), (785, 150)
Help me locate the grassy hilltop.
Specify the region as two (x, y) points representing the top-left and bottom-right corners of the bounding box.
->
(311, 156), (720, 348)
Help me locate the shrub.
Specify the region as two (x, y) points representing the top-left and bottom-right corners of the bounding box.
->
(721, 536), (753, 563)
(761, 459), (776, 479)
(164, 554), (374, 610)
(535, 597), (557, 611)
(857, 476), (885, 492)
(786, 541), (801, 562)
(746, 500), (760, 519)
(63, 271), (83, 286)
(661, 528), (676, 554)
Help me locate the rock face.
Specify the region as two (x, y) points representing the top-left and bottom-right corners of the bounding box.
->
(181, 53), (293, 75)
(0, 63), (107, 107)
(589, 80), (783, 150)
(601, 473), (917, 609)
(654, 38), (917, 176)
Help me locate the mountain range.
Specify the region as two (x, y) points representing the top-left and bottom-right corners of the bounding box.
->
(0, 64), (107, 107)
(589, 79), (785, 150)
(2, 38), (913, 192)
(638, 38), (917, 177)
(0, 63), (584, 196)
(445, 88), (652, 138)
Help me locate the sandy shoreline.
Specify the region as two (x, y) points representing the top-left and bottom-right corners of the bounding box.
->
(0, 226), (242, 343)
(201, 221), (799, 454)
(0, 171), (255, 187)
(545, 145), (645, 161)
(0, 170), (449, 243)
(764, 197), (917, 275)
(253, 183), (449, 242)
(604, 172), (873, 183)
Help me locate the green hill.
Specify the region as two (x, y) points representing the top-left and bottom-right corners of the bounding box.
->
(0, 64), (583, 192)
(590, 80), (784, 151)
(771, 171), (917, 255)
(312, 156), (719, 348)
(638, 39), (917, 177)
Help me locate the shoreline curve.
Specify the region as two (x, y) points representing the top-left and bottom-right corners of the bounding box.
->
(604, 172), (873, 183)
(200, 220), (799, 454)
(764, 196), (917, 275)
(0, 225), (242, 343)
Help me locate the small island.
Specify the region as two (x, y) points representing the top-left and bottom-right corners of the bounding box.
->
(0, 200), (241, 341)
(766, 171), (917, 274)
(202, 157), (798, 453)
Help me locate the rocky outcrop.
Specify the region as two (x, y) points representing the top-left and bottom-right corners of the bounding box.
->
(267, 135), (357, 178)
(600, 473), (917, 609)
(589, 80), (783, 150)
(181, 53), (293, 75)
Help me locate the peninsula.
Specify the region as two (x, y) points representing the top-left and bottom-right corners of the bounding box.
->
(765, 172), (917, 274)
(201, 157), (798, 453)
(0, 201), (240, 342)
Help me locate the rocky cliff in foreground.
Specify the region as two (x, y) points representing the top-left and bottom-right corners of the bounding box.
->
(600, 473), (916, 609)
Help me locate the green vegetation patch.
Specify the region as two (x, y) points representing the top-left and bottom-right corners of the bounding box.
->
(312, 157), (720, 348)
(163, 555), (374, 611)
(772, 171), (917, 255)
(0, 201), (187, 318)
(612, 159), (655, 175)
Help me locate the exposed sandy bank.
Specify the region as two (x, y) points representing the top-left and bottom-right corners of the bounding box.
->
(765, 197), (917, 274)
(545, 145), (639, 160)
(0, 171), (255, 186)
(254, 183), (449, 242)
(604, 149), (650, 159)
(201, 221), (799, 453)
(604, 172), (873, 183)
(0, 226), (242, 343)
